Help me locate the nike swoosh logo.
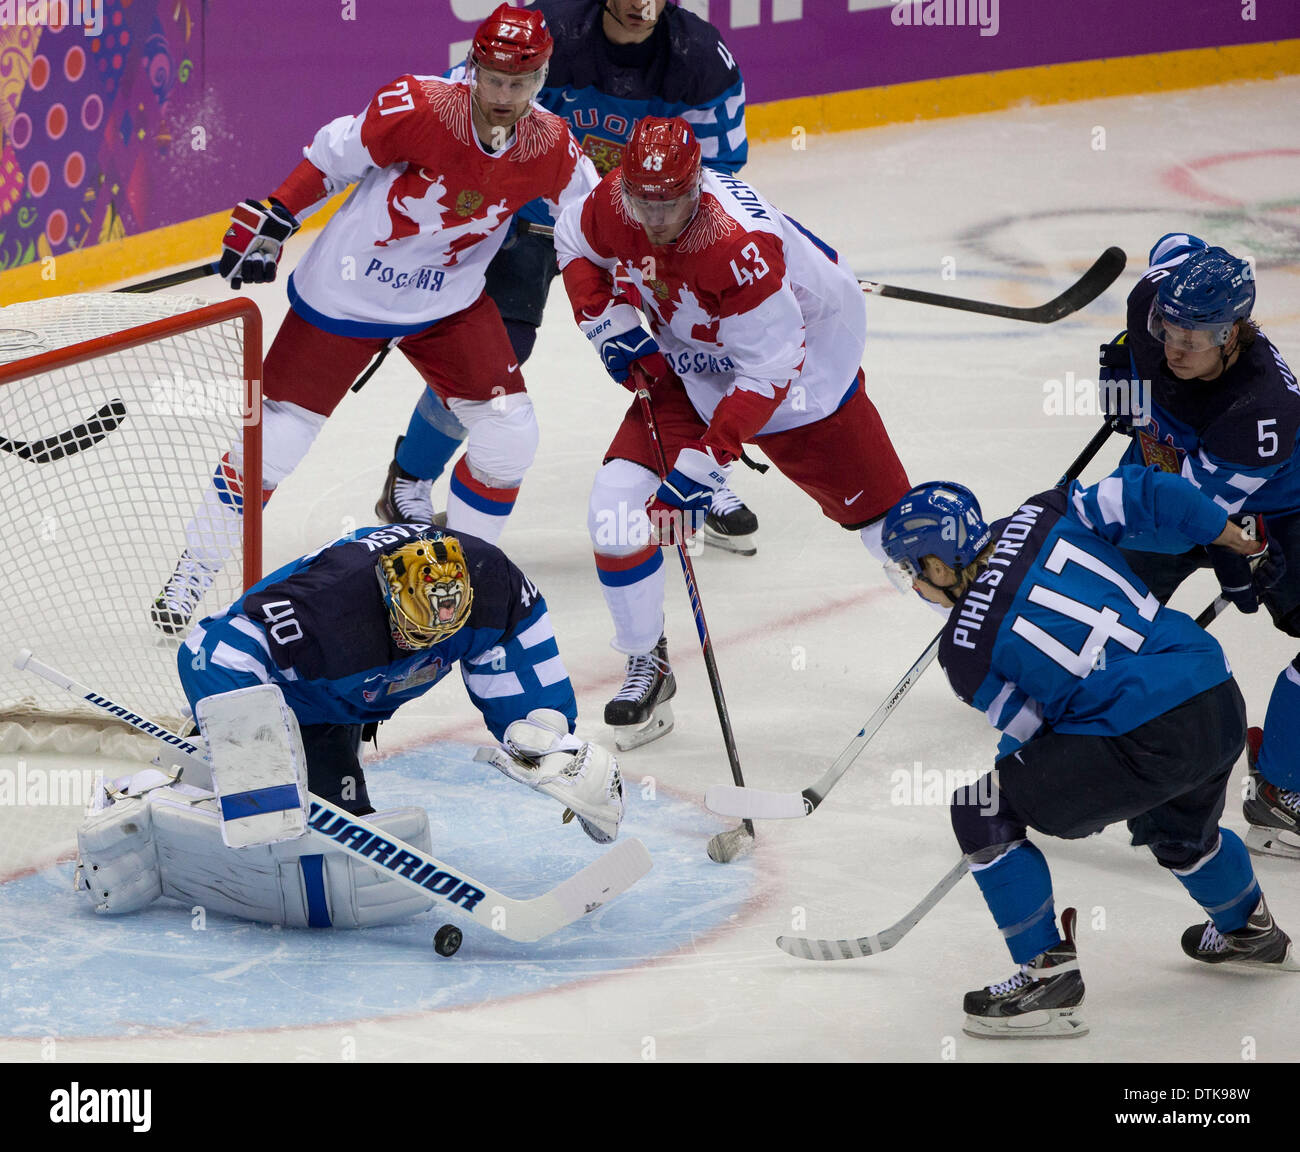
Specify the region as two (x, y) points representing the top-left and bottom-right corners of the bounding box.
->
(507, 363), (519, 373)
(844, 490), (864, 505)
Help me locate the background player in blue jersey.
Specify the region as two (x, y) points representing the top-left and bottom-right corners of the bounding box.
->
(1102, 234), (1300, 860)
(376, 0), (761, 553)
(177, 525), (624, 844)
(879, 467), (1296, 1039)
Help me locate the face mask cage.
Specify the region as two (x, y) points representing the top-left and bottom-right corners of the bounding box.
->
(884, 555), (922, 595)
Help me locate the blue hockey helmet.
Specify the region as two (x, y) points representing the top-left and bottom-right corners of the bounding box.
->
(1149, 246), (1255, 347)
(880, 482), (992, 592)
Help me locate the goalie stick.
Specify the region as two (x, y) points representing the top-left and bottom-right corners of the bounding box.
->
(858, 246), (1126, 324)
(14, 649), (652, 944)
(706, 422), (1119, 821)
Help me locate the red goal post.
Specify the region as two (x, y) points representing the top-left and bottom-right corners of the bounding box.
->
(0, 294), (263, 755)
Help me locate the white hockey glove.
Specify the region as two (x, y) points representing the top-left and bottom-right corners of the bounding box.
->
(477, 708), (625, 843)
(219, 197), (300, 289)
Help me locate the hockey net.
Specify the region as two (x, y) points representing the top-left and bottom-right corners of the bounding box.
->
(0, 294), (262, 781)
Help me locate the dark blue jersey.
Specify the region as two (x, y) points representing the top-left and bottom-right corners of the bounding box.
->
(1119, 242), (1300, 516)
(939, 467), (1233, 756)
(535, 0), (745, 172)
(510, 0), (745, 224)
(179, 525), (576, 739)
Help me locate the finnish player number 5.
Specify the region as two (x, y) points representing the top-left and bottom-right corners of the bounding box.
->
(1258, 418), (1278, 458)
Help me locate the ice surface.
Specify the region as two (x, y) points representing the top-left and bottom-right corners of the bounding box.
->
(3, 77), (1298, 1062)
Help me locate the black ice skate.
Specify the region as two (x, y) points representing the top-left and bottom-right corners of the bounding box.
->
(1243, 726), (1300, 860)
(963, 906), (1088, 1038)
(604, 636), (676, 751)
(150, 550), (219, 637)
(702, 485), (758, 556)
(1181, 895), (1299, 970)
(375, 435), (436, 525)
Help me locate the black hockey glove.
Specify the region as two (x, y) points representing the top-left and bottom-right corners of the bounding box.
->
(1210, 514), (1285, 614)
(1098, 333), (1147, 435)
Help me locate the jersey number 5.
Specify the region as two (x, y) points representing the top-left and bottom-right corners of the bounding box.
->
(730, 241), (769, 287)
(1010, 538), (1158, 677)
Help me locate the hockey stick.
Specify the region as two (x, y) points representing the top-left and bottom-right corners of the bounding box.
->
(114, 261), (220, 295)
(0, 398), (127, 464)
(777, 857), (970, 960)
(14, 649), (652, 943)
(633, 367), (755, 863)
(707, 422), (1119, 821)
(858, 246), (1126, 324)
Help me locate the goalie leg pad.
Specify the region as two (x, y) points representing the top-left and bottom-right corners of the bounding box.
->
(152, 797), (436, 928)
(76, 772), (436, 927)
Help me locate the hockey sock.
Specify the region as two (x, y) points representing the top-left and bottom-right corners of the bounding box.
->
(396, 391), (467, 481)
(593, 546), (666, 655)
(1257, 659), (1300, 790)
(1170, 830), (1260, 933)
(969, 840), (1059, 964)
(444, 456), (518, 544)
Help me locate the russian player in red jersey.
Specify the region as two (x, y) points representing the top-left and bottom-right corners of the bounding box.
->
(554, 116), (911, 746)
(152, 6), (598, 634)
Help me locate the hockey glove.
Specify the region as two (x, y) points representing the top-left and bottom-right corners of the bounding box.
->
(219, 198), (300, 289)
(647, 441), (732, 546)
(1210, 514), (1284, 614)
(1098, 333), (1147, 434)
(579, 301), (668, 389)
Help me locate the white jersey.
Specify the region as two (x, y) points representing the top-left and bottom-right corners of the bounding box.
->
(555, 167), (866, 434)
(288, 75), (597, 338)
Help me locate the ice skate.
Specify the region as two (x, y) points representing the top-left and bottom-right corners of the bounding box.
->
(1243, 726), (1300, 859)
(702, 485), (758, 556)
(605, 636), (676, 751)
(962, 907), (1088, 1038)
(375, 435), (436, 525)
(1181, 895), (1299, 970)
(150, 551), (219, 637)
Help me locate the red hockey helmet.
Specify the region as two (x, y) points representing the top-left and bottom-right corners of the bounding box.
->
(622, 117), (702, 201)
(471, 3), (554, 75)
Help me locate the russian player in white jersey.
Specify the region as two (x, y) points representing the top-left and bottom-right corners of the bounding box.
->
(554, 117), (911, 744)
(151, 5), (598, 635)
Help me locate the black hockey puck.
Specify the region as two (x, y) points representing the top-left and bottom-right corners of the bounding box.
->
(433, 924), (462, 956)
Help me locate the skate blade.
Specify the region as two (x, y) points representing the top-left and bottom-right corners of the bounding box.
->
(702, 526), (757, 556)
(962, 1007), (1089, 1039)
(1245, 825), (1300, 860)
(613, 703), (674, 751)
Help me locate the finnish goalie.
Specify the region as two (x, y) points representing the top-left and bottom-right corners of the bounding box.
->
(75, 526), (624, 928)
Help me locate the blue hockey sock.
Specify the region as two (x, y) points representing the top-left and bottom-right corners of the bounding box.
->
(1258, 660), (1300, 790)
(1171, 830), (1260, 933)
(969, 840), (1059, 964)
(396, 392), (466, 481)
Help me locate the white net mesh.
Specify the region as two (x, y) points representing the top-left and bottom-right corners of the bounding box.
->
(0, 293), (260, 755)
